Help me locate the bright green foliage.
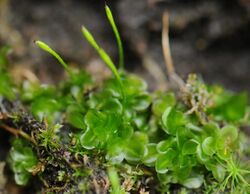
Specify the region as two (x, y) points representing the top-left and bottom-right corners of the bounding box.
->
(182, 176), (203, 189)
(21, 82), (61, 123)
(182, 139), (198, 155)
(19, 66), (91, 125)
(0, 46), (11, 69)
(153, 91), (249, 191)
(35, 41), (70, 73)
(124, 132), (148, 162)
(162, 107), (186, 135)
(1, 6), (250, 194)
(152, 92), (176, 117)
(85, 110), (121, 141)
(38, 124), (61, 149)
(108, 168), (125, 194)
(81, 26), (124, 96)
(0, 46), (15, 100)
(142, 143), (158, 167)
(208, 86), (248, 123)
(201, 137), (216, 156)
(105, 5), (124, 69)
(0, 73), (15, 100)
(34, 41), (92, 125)
(78, 71), (151, 164)
(7, 138), (37, 186)
(156, 148), (177, 174)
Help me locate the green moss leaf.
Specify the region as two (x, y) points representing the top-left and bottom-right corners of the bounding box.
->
(196, 144), (210, 163)
(176, 127), (193, 148)
(117, 123), (133, 140)
(0, 73), (15, 100)
(156, 148), (177, 174)
(217, 125), (238, 159)
(31, 97), (61, 123)
(124, 132), (148, 162)
(38, 124), (61, 149)
(106, 139), (125, 164)
(142, 143), (158, 167)
(157, 138), (177, 154)
(211, 164), (226, 182)
(162, 107), (186, 135)
(126, 93), (151, 111)
(202, 122), (220, 138)
(208, 91), (248, 122)
(66, 104), (86, 129)
(84, 110), (121, 141)
(152, 92), (176, 117)
(80, 128), (99, 150)
(202, 137), (216, 156)
(178, 155), (196, 169)
(220, 125), (238, 142)
(0, 47), (15, 99)
(8, 139), (37, 186)
(122, 74), (147, 94)
(182, 175), (203, 189)
(0, 46), (11, 68)
(182, 139), (198, 155)
(99, 98), (123, 114)
(14, 172), (31, 186)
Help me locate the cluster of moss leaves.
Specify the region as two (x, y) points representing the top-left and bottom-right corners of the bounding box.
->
(0, 5), (250, 194)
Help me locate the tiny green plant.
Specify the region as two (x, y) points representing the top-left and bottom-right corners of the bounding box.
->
(0, 5), (249, 194)
(81, 26), (124, 94)
(105, 5), (124, 69)
(108, 168), (125, 194)
(7, 138), (38, 186)
(35, 40), (71, 74)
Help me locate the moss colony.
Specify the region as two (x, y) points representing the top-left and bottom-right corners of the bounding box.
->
(0, 6), (249, 194)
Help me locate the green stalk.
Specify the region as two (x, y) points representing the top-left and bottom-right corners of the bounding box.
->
(108, 168), (123, 194)
(81, 26), (124, 98)
(105, 5), (124, 70)
(35, 40), (72, 76)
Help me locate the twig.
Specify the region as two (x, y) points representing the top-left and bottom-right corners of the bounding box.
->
(162, 12), (186, 91)
(0, 124), (37, 145)
(162, 12), (174, 76)
(0, 113), (7, 120)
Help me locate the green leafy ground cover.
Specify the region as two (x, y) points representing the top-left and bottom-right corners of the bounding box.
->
(0, 6), (250, 194)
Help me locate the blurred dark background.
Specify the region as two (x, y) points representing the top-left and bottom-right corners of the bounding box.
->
(1, 0), (250, 91)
